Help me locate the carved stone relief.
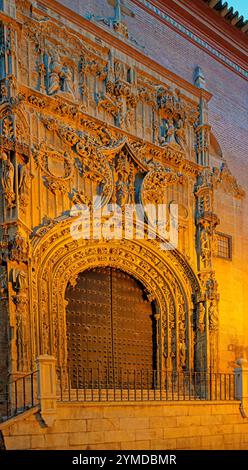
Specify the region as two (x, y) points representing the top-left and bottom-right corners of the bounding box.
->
(0, 7), (245, 381)
(33, 143), (74, 194)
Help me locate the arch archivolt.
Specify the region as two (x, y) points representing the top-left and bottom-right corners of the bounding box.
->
(30, 217), (201, 372)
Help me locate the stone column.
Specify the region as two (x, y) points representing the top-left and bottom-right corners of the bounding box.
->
(36, 355), (57, 427)
(234, 358), (248, 418)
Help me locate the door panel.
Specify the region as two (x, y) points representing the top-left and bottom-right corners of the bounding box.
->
(66, 267), (155, 388)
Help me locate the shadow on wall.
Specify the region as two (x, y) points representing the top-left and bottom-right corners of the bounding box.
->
(227, 343), (248, 369)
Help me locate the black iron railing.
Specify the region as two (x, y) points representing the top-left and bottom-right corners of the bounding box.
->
(1, 370), (39, 421)
(57, 367), (236, 403)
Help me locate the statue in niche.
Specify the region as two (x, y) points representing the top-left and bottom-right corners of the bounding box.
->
(61, 65), (74, 97)
(1, 150), (15, 208)
(11, 268), (27, 292)
(115, 154), (134, 206)
(16, 309), (29, 371)
(208, 300), (218, 332)
(48, 54), (62, 95)
(1, 151), (14, 192)
(174, 118), (187, 151)
(179, 340), (186, 369)
(9, 233), (29, 263)
(114, 61), (125, 80)
(200, 228), (211, 267)
(0, 270), (7, 296)
(125, 106), (135, 130)
(0, 80), (8, 101)
(159, 118), (176, 146)
(198, 303), (205, 333)
(18, 163), (30, 206)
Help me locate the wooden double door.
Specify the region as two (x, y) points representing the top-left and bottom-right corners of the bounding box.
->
(65, 267), (156, 388)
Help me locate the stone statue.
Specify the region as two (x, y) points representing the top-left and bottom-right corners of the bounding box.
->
(159, 118), (176, 145)
(114, 61), (125, 80)
(198, 303), (205, 333)
(16, 308), (29, 371)
(48, 54), (62, 95)
(62, 65), (74, 97)
(1, 151), (14, 193)
(116, 154), (132, 206)
(175, 118), (187, 151)
(11, 268), (27, 292)
(125, 106), (135, 130)
(1, 151), (15, 208)
(206, 272), (218, 299)
(209, 300), (218, 332)
(179, 339), (186, 369)
(18, 164), (30, 202)
(200, 228), (211, 267)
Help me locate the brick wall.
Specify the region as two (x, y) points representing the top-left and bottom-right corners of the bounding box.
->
(1, 401), (248, 450)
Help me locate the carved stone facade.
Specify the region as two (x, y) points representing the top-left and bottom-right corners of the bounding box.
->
(0, 0), (246, 416)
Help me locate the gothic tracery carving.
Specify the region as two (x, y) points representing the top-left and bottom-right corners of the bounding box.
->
(0, 6), (245, 380)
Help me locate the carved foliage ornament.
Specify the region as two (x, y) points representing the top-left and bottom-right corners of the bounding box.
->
(40, 117), (113, 202)
(141, 162), (184, 205)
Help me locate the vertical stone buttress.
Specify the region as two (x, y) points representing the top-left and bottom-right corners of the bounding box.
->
(0, 1), (31, 420)
(194, 67), (220, 373)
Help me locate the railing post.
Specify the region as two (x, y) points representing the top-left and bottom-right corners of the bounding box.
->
(36, 355), (57, 427)
(234, 358), (248, 418)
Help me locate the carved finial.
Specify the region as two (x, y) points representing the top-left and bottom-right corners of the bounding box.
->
(194, 66), (207, 90)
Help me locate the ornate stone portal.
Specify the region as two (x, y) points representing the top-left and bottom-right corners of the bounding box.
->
(0, 0), (245, 391)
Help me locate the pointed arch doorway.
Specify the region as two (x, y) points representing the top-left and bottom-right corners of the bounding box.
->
(65, 267), (156, 388)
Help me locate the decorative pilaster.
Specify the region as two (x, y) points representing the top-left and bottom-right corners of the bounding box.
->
(194, 66), (210, 166)
(194, 167), (220, 372)
(36, 355), (57, 427)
